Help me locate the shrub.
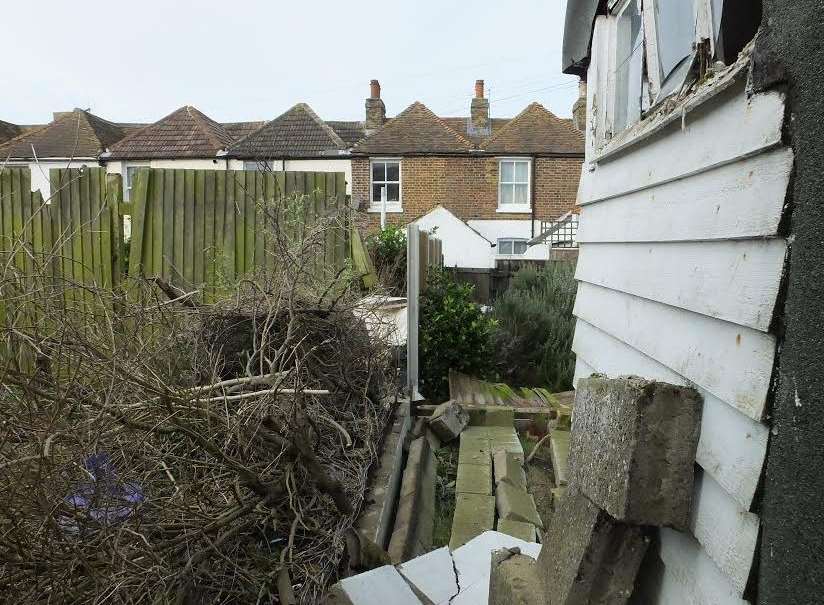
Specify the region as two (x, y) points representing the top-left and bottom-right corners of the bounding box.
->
(491, 262), (577, 391)
(367, 225), (406, 294)
(419, 268), (496, 402)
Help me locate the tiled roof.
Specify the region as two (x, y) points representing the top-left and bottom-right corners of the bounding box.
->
(228, 103), (349, 158)
(354, 102), (583, 156)
(482, 103), (584, 154)
(441, 117), (511, 145)
(352, 102), (475, 155)
(106, 106), (235, 159)
(327, 120), (367, 147)
(0, 120), (21, 144)
(224, 121), (266, 141)
(0, 110), (127, 159)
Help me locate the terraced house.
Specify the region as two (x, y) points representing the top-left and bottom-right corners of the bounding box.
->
(351, 80), (585, 268)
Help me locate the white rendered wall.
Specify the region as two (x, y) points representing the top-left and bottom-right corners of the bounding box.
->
(412, 206), (495, 269)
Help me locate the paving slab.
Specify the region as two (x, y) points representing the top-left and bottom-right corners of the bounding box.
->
(397, 546), (459, 605)
(496, 519), (537, 542)
(458, 435), (492, 467)
(326, 565), (423, 605)
(569, 376), (701, 529)
(456, 462), (493, 496)
(493, 449), (527, 489)
(496, 481), (543, 529)
(449, 493), (495, 550)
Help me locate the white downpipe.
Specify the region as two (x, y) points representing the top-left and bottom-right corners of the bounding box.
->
(380, 185), (387, 229)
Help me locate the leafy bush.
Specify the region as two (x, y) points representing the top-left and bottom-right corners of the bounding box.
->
(419, 268), (496, 402)
(491, 262), (577, 391)
(367, 225), (406, 294)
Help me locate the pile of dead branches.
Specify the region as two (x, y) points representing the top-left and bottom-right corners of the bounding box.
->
(0, 192), (396, 603)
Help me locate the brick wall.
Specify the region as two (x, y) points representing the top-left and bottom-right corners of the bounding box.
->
(351, 155), (582, 229)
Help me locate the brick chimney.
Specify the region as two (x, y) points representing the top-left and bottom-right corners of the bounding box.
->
(365, 79), (386, 132)
(572, 79), (587, 132)
(470, 79), (490, 134)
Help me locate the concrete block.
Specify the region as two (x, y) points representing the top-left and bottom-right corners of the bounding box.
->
(569, 376), (702, 530)
(497, 519), (537, 542)
(449, 493), (495, 550)
(496, 481), (544, 529)
(493, 448), (527, 489)
(456, 462), (492, 495)
(325, 565), (423, 605)
(537, 490), (650, 605)
(489, 549), (546, 605)
(428, 401), (469, 442)
(452, 531), (542, 603)
(549, 429), (570, 486)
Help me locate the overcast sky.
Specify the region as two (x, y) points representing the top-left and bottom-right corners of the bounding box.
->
(0, 0), (576, 125)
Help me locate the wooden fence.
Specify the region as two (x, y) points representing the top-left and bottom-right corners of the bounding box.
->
(0, 167), (123, 302)
(127, 168), (349, 302)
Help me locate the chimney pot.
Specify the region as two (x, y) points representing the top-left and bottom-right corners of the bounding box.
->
(365, 80), (386, 131)
(470, 79), (490, 134)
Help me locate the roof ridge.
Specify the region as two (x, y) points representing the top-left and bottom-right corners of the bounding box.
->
(78, 110), (125, 149)
(353, 101), (474, 153)
(107, 106), (188, 152)
(482, 102), (550, 147)
(293, 103), (346, 149)
(227, 102), (348, 155)
(186, 106), (232, 151)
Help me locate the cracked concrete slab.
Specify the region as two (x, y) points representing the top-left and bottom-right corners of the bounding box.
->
(397, 547), (459, 605)
(326, 565), (423, 604)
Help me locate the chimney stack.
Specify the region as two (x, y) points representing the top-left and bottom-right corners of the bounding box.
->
(470, 79), (490, 134)
(572, 79), (587, 132)
(365, 79), (386, 132)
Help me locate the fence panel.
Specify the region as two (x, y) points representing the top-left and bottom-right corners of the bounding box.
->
(127, 168), (348, 301)
(0, 167), (123, 295)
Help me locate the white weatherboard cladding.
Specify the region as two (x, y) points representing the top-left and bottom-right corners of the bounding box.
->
(576, 148), (793, 244)
(575, 239), (787, 332)
(574, 281), (776, 421)
(573, 70), (788, 602)
(580, 83), (785, 204)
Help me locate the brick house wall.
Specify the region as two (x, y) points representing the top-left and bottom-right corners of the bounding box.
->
(351, 155), (583, 229)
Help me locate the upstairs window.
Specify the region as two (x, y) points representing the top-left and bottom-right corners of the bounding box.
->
(497, 238), (528, 256)
(370, 159), (401, 207)
(498, 159), (531, 212)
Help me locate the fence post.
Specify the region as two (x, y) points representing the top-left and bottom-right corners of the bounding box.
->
(407, 223), (421, 403)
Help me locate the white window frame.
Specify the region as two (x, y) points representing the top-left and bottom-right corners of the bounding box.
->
(609, 0), (644, 136)
(368, 158), (402, 213)
(497, 157), (532, 214)
(589, 0), (718, 155)
(496, 237), (529, 257)
(124, 162), (149, 201)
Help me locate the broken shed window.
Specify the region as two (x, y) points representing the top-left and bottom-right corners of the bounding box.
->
(613, 0), (644, 133)
(715, 0), (762, 64)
